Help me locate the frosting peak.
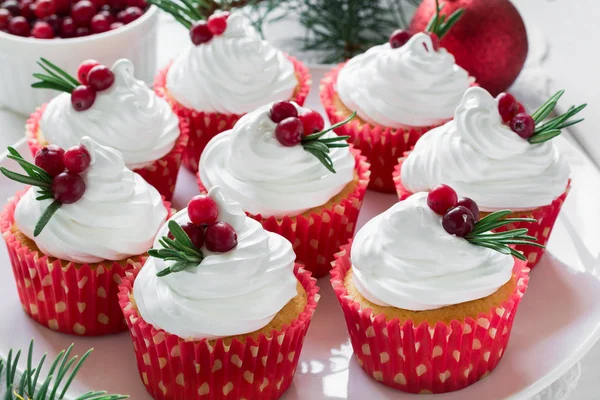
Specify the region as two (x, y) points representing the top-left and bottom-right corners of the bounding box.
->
(351, 192), (514, 311)
(199, 102), (355, 217)
(336, 32), (471, 128)
(14, 137), (168, 263)
(40, 59), (180, 169)
(133, 186), (298, 340)
(401, 87), (571, 210)
(166, 12), (298, 114)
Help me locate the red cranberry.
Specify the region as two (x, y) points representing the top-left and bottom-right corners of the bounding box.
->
(427, 184), (458, 215)
(71, 0), (96, 27)
(270, 101), (297, 123)
(54, 0), (70, 14)
(125, 0), (145, 7)
(75, 26), (90, 36)
(427, 32), (440, 51)
(90, 13), (109, 32)
(497, 93), (519, 123)
(510, 113), (535, 140)
(42, 15), (62, 34)
(187, 195), (219, 226)
(180, 222), (205, 249)
(98, 9), (114, 24)
(60, 16), (75, 36)
(207, 13), (227, 35)
(20, 0), (37, 21)
(299, 110), (325, 135)
(35, 145), (65, 177)
(109, 21), (122, 29)
(70, 85), (96, 111)
(8, 16), (29, 36)
(517, 102), (526, 114)
(275, 117), (304, 147)
(442, 206), (475, 237)
(106, 0), (125, 10)
(51, 172), (85, 204)
(89, 0), (106, 9)
(34, 0), (56, 19)
(1, 0), (19, 16)
(31, 20), (54, 38)
(63, 145), (91, 173)
(0, 9), (10, 30)
(119, 6), (141, 23)
(77, 59), (99, 85)
(456, 197), (479, 221)
(189, 20), (212, 45)
(205, 222), (237, 253)
(389, 29), (412, 49)
(87, 65), (114, 91)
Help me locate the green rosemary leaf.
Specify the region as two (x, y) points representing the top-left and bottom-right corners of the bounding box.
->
(531, 90), (564, 122)
(472, 241), (513, 255)
(467, 228), (530, 241)
(303, 111), (357, 141)
(31, 81), (74, 93)
(40, 58), (80, 87)
(36, 194), (55, 201)
(495, 239), (545, 248)
(168, 220), (195, 248)
(468, 210), (512, 234)
(170, 261), (194, 273)
(508, 248), (527, 261)
(317, 136), (351, 144)
(305, 148), (336, 173)
(7, 154), (53, 183)
(438, 8), (464, 39)
(556, 118), (585, 130)
(528, 129), (562, 144)
(149, 248), (179, 259)
(156, 267), (173, 277)
(534, 104), (587, 134)
(326, 143), (350, 148)
(32, 73), (76, 93)
(179, 0), (203, 19)
(304, 140), (330, 154)
(146, 0), (193, 28)
(34, 200), (61, 237)
(1, 167), (52, 188)
(163, 235), (203, 258)
(36, 61), (77, 91)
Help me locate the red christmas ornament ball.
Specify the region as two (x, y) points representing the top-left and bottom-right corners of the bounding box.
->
(410, 0), (528, 96)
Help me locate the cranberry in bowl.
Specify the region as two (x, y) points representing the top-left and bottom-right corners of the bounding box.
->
(0, 0), (158, 115)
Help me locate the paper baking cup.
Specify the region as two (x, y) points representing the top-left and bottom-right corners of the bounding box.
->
(25, 105), (189, 201)
(155, 56), (312, 173)
(320, 63), (442, 193)
(118, 264), (319, 400)
(197, 148), (370, 278)
(0, 191), (172, 336)
(331, 243), (529, 394)
(393, 160), (570, 269)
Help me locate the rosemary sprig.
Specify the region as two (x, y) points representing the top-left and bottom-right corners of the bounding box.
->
(465, 210), (543, 261)
(149, 220), (204, 277)
(528, 90), (587, 144)
(301, 111), (355, 173)
(0, 340), (128, 400)
(146, 0), (200, 28)
(426, 0), (464, 40)
(31, 58), (79, 94)
(0, 147), (62, 237)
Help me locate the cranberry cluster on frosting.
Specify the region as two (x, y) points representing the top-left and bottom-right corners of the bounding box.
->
(70, 59), (115, 111)
(34, 143), (90, 204)
(176, 194), (238, 252)
(0, 0), (147, 39)
(497, 93), (535, 140)
(269, 101), (325, 147)
(189, 11), (229, 46)
(389, 29), (439, 51)
(427, 184), (480, 238)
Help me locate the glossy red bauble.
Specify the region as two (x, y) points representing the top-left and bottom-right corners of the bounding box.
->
(427, 184), (458, 215)
(270, 101), (298, 123)
(35, 144), (65, 177)
(188, 195), (219, 226)
(63, 145), (91, 173)
(205, 222), (237, 253)
(51, 172), (86, 204)
(87, 65), (114, 91)
(410, 0), (528, 96)
(70, 85), (96, 111)
(275, 117), (304, 147)
(189, 20), (212, 45)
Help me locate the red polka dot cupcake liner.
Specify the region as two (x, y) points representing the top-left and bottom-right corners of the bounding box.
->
(155, 56), (312, 174)
(320, 63), (441, 193)
(330, 243), (530, 394)
(197, 148), (370, 279)
(393, 159), (570, 269)
(0, 191), (172, 336)
(25, 105), (189, 202)
(118, 264), (319, 400)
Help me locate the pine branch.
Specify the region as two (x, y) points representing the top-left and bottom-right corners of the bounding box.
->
(528, 90), (586, 144)
(149, 220), (204, 277)
(426, 0), (464, 40)
(31, 59), (79, 94)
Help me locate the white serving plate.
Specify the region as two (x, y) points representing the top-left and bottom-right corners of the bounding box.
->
(1, 109), (600, 399)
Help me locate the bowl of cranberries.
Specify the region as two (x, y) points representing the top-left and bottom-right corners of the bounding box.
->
(0, 0), (158, 115)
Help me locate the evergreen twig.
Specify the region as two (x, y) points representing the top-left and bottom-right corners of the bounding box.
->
(528, 90), (587, 144)
(149, 220), (204, 277)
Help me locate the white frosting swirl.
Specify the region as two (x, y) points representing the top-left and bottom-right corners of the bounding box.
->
(15, 137), (168, 263)
(401, 87), (570, 210)
(133, 187), (298, 340)
(351, 192), (514, 311)
(166, 11), (298, 114)
(40, 59), (180, 169)
(337, 32), (471, 128)
(199, 102), (355, 217)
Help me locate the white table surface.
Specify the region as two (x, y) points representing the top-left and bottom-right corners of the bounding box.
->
(0, 1), (598, 398)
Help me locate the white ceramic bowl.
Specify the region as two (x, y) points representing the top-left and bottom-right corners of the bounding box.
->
(0, 5), (158, 116)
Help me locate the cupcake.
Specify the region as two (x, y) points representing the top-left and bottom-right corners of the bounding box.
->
(197, 101), (370, 278)
(26, 58), (188, 201)
(320, 6), (473, 193)
(331, 186), (540, 393)
(395, 87), (585, 268)
(152, 8), (311, 172)
(118, 186), (319, 400)
(0, 137), (169, 335)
